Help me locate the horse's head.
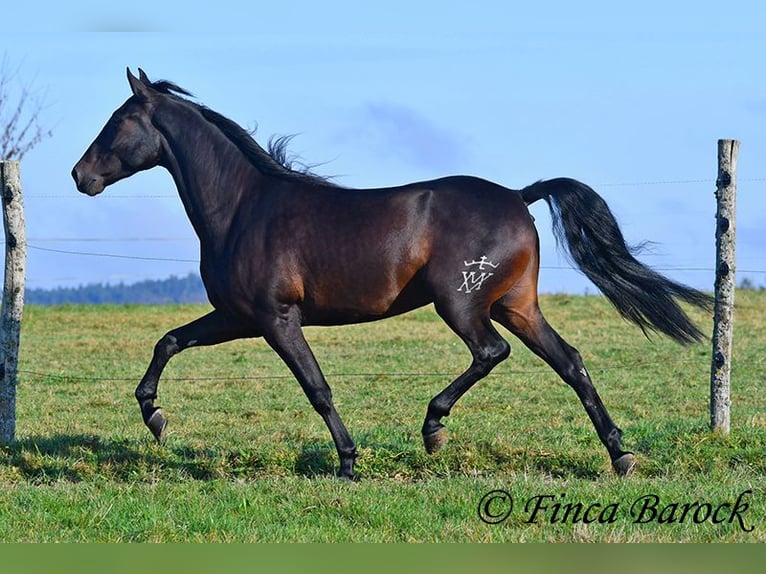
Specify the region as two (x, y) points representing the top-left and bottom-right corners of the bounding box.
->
(72, 68), (163, 196)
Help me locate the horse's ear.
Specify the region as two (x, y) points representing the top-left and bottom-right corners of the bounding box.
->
(127, 67), (152, 101)
(138, 68), (151, 85)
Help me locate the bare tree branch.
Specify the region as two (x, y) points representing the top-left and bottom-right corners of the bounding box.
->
(0, 55), (52, 161)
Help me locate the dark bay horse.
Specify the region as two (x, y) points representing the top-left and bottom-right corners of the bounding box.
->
(72, 69), (712, 479)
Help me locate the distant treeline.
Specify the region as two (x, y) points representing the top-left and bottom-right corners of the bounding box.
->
(25, 273), (208, 305)
(22, 272), (765, 305)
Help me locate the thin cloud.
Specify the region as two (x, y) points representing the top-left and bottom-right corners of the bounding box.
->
(336, 102), (470, 173)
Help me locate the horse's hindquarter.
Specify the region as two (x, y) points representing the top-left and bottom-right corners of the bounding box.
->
(424, 177), (539, 305)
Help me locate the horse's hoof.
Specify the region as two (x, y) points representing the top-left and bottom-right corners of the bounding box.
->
(338, 462), (356, 482)
(147, 408), (168, 443)
(423, 427), (449, 454)
(612, 453), (636, 476)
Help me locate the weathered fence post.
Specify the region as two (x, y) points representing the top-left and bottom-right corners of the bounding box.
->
(0, 160), (26, 443)
(710, 139), (738, 435)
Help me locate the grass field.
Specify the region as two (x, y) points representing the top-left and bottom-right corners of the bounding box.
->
(1, 290), (764, 542)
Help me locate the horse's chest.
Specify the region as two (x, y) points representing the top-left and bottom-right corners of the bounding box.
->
(199, 247), (296, 312)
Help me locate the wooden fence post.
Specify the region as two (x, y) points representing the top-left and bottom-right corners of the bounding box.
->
(0, 160), (26, 444)
(710, 139), (738, 435)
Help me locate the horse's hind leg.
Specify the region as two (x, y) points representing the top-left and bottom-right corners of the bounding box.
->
(422, 304), (510, 454)
(135, 310), (255, 442)
(491, 298), (636, 476)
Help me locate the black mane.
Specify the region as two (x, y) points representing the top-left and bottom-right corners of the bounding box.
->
(149, 80), (335, 187)
(149, 80), (194, 98)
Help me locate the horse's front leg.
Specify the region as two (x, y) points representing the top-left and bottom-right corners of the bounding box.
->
(134, 310), (254, 441)
(262, 305), (358, 479)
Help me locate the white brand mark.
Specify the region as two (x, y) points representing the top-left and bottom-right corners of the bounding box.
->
(458, 256), (499, 293)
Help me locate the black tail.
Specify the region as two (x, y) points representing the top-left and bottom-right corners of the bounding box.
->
(521, 177), (713, 344)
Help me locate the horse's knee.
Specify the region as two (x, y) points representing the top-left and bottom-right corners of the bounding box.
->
(155, 333), (182, 359)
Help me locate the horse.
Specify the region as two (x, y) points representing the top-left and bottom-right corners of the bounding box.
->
(72, 68), (712, 479)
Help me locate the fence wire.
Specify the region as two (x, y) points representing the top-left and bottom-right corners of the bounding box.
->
(20, 176), (766, 282)
(16, 356), (766, 387)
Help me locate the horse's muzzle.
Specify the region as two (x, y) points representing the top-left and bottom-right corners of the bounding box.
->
(71, 166), (105, 196)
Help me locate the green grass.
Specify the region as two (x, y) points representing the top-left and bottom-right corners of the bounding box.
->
(1, 291), (764, 541)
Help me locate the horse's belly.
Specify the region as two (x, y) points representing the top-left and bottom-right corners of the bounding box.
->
(301, 270), (430, 326)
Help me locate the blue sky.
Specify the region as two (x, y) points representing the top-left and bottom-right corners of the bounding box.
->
(3, 1), (765, 293)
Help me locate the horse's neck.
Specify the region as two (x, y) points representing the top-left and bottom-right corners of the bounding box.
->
(159, 113), (261, 250)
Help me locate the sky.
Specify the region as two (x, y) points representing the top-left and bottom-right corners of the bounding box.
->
(3, 0), (765, 294)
